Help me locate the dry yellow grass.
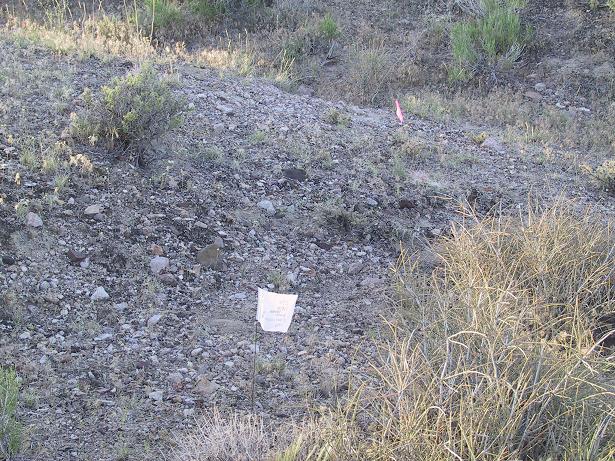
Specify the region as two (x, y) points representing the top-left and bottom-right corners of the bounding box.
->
(175, 201), (615, 461)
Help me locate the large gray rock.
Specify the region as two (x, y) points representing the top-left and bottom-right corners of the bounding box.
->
(26, 212), (43, 228)
(258, 199), (276, 215)
(150, 256), (170, 275)
(90, 286), (110, 302)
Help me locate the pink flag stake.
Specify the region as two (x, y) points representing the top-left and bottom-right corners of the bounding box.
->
(395, 99), (404, 125)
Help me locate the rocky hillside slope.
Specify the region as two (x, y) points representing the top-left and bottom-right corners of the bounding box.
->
(0, 36), (614, 459)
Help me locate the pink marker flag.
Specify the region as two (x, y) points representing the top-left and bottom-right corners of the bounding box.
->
(395, 99), (404, 125)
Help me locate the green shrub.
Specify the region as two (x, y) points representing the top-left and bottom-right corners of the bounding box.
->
(70, 64), (184, 159)
(140, 0), (227, 40)
(450, 0), (529, 82)
(0, 367), (21, 458)
(143, 0), (185, 33)
(189, 0), (226, 20)
(318, 13), (340, 42)
(593, 159), (615, 193)
(608, 0), (615, 12)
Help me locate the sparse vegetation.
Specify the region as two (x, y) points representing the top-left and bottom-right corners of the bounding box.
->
(2, 1), (615, 459)
(0, 367), (21, 458)
(318, 13), (340, 42)
(18, 138), (39, 170)
(249, 130), (267, 144)
(450, 0), (530, 82)
(70, 63), (184, 159)
(176, 203), (615, 460)
(346, 39), (397, 104)
(320, 202), (357, 232)
(14, 199), (30, 220)
(172, 409), (293, 460)
(255, 357), (286, 376)
(592, 159), (615, 193)
(323, 108), (350, 127)
(0, 290), (25, 326)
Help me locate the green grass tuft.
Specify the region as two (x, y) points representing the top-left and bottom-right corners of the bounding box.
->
(450, 0), (530, 82)
(0, 367), (22, 458)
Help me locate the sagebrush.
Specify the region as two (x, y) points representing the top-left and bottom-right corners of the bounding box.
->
(70, 63), (184, 159)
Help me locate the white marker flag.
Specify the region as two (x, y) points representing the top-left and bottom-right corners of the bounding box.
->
(256, 288), (297, 333)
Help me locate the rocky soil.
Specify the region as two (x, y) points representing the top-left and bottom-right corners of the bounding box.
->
(1, 38), (614, 460)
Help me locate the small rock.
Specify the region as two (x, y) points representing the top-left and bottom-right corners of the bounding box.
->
(594, 62), (615, 79)
(150, 256), (170, 275)
(43, 293), (61, 304)
(257, 200), (276, 216)
(524, 90), (542, 101)
(348, 262), (364, 275)
(150, 244), (164, 256)
(216, 104), (234, 116)
(19, 331), (31, 340)
(158, 273), (177, 286)
(190, 347), (203, 357)
(1, 255), (16, 265)
(147, 314), (162, 328)
(94, 333), (113, 342)
(360, 276), (381, 287)
(195, 376), (219, 397)
(297, 85), (314, 97)
(365, 198), (378, 207)
(84, 204), (102, 216)
(534, 82), (547, 92)
(213, 123), (225, 134)
(67, 249), (87, 264)
(148, 390), (163, 402)
(197, 244), (220, 269)
(168, 372), (183, 388)
(481, 137), (505, 153)
(283, 168), (307, 182)
(90, 287), (110, 302)
(26, 212), (43, 228)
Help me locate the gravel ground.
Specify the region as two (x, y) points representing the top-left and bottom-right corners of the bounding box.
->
(0, 37), (613, 460)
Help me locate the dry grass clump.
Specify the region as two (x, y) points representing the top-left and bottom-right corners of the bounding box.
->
(172, 409), (293, 461)
(590, 158), (615, 194)
(344, 38), (399, 105)
(172, 202), (614, 460)
(299, 202), (615, 460)
(1, 13), (154, 58)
